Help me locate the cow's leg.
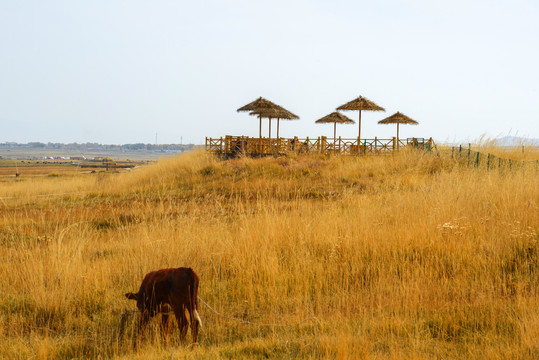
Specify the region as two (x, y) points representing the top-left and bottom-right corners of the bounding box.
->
(141, 311), (152, 331)
(161, 313), (171, 343)
(190, 308), (200, 344)
(172, 304), (188, 342)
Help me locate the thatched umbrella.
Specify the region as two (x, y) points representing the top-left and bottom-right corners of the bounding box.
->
(378, 112), (418, 145)
(249, 108), (299, 138)
(336, 96), (385, 140)
(315, 112), (355, 144)
(237, 97), (294, 138)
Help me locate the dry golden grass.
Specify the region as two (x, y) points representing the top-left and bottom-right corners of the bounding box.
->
(0, 148), (538, 359)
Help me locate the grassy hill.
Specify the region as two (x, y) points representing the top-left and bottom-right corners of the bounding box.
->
(0, 149), (537, 359)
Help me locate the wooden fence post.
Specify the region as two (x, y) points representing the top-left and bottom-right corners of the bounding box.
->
(224, 136), (229, 154)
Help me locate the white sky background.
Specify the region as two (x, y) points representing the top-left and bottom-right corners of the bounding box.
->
(0, 0), (538, 144)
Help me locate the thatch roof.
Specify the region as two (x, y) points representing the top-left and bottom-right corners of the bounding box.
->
(378, 112), (418, 125)
(315, 112), (355, 124)
(336, 96), (385, 112)
(238, 96), (299, 119)
(237, 97), (281, 112)
(249, 107), (299, 120)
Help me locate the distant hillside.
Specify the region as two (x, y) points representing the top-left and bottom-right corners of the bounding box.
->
(493, 136), (539, 146)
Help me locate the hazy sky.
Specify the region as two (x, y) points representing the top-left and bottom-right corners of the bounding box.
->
(1, 0), (538, 144)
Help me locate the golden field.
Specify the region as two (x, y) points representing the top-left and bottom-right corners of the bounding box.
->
(0, 148), (538, 359)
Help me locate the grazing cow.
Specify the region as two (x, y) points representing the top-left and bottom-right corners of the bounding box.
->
(125, 267), (202, 343)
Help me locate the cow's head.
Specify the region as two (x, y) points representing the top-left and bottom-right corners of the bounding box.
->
(125, 292), (138, 301)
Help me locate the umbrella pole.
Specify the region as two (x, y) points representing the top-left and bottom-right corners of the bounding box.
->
(397, 123), (400, 149)
(334, 122), (337, 153)
(277, 118), (280, 138)
(259, 114), (262, 138)
(358, 110), (362, 140)
(269, 117), (271, 139)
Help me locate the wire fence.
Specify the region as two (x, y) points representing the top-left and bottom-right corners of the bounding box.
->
(449, 145), (539, 172)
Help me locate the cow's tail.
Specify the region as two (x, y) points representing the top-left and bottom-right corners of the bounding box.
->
(188, 268), (202, 328)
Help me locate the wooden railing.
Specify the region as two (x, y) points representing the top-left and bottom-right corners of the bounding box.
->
(206, 137), (225, 154)
(205, 136), (434, 157)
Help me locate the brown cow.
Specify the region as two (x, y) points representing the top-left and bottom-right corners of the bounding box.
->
(125, 267), (202, 343)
